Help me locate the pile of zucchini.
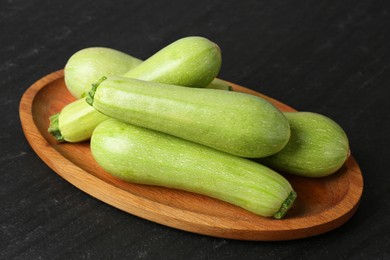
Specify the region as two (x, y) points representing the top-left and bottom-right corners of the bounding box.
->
(48, 36), (350, 219)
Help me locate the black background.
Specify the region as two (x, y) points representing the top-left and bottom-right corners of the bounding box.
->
(2, 0), (390, 259)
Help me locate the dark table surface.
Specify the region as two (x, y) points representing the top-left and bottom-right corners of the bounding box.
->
(2, 0), (389, 259)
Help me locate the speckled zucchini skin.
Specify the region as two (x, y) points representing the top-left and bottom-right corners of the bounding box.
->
(91, 119), (296, 218)
(122, 36), (221, 88)
(260, 112), (350, 177)
(65, 47), (142, 99)
(54, 99), (109, 142)
(88, 76), (291, 158)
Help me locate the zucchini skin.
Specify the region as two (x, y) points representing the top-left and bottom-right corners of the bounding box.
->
(88, 76), (291, 158)
(65, 47), (142, 99)
(122, 36), (221, 88)
(260, 112), (350, 177)
(91, 119), (296, 218)
(54, 98), (109, 142)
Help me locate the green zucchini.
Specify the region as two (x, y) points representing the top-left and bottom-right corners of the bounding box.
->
(259, 112), (350, 177)
(91, 119), (296, 219)
(87, 76), (290, 158)
(122, 36), (221, 88)
(65, 47), (142, 99)
(48, 98), (109, 142)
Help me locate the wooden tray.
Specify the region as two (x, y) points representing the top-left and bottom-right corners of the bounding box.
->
(19, 70), (363, 241)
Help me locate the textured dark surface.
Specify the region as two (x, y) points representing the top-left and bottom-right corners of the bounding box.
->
(1, 0), (390, 259)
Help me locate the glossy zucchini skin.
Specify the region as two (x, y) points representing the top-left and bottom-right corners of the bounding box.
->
(91, 119), (296, 218)
(122, 36), (221, 88)
(65, 47), (142, 99)
(88, 76), (291, 158)
(260, 112), (350, 177)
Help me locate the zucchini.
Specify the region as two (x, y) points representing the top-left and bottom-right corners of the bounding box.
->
(260, 112), (350, 177)
(87, 76), (290, 158)
(122, 36), (221, 88)
(48, 98), (109, 142)
(64, 47), (142, 99)
(91, 119), (296, 219)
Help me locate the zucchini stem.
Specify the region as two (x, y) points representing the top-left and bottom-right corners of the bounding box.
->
(273, 191), (297, 219)
(86, 76), (107, 106)
(48, 113), (65, 142)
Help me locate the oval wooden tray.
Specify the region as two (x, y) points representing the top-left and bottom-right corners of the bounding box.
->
(19, 70), (363, 241)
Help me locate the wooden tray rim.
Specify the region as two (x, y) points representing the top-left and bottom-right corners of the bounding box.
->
(19, 70), (364, 241)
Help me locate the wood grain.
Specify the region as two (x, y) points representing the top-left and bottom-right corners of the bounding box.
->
(19, 70), (363, 241)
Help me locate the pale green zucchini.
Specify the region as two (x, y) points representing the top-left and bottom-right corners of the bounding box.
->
(65, 47), (142, 99)
(87, 76), (290, 158)
(260, 112), (350, 177)
(91, 119), (296, 219)
(48, 98), (109, 142)
(122, 36), (221, 88)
